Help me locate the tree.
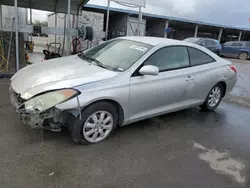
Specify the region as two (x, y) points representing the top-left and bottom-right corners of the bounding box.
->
(32, 19), (48, 27)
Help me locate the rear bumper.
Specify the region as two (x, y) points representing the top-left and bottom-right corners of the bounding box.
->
(225, 75), (237, 95)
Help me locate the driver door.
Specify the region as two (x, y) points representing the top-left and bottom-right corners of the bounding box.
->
(129, 46), (194, 122)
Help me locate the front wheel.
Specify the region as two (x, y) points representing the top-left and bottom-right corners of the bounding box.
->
(71, 102), (118, 145)
(200, 84), (224, 111)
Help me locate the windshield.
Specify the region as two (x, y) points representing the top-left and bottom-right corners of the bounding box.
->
(183, 38), (201, 44)
(78, 39), (152, 72)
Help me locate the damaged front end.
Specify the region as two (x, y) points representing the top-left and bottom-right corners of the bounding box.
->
(19, 108), (64, 131)
(10, 87), (80, 131)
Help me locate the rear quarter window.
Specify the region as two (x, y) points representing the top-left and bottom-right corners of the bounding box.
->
(224, 42), (233, 46)
(232, 42), (243, 47)
(205, 40), (214, 46)
(187, 47), (215, 66)
(246, 43), (250, 48)
(213, 40), (220, 45)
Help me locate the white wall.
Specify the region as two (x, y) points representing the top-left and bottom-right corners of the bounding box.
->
(1, 5), (28, 40)
(48, 10), (104, 53)
(127, 16), (146, 36)
(48, 13), (68, 52)
(1, 5), (27, 28)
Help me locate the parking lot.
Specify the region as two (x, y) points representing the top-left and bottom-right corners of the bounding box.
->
(1, 59), (250, 188)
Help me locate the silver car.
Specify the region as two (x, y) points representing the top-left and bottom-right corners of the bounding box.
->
(10, 36), (237, 144)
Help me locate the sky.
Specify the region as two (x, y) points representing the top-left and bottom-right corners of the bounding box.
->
(32, 0), (250, 29)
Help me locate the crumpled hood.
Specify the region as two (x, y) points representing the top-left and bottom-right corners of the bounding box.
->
(11, 55), (118, 99)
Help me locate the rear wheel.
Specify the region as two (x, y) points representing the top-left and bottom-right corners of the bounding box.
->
(71, 102), (118, 145)
(239, 52), (248, 60)
(200, 84), (224, 111)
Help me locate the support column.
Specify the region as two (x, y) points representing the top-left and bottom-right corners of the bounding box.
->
(0, 5), (2, 31)
(218, 28), (223, 42)
(242, 31), (245, 41)
(66, 0), (71, 55)
(105, 0), (110, 41)
(14, 0), (19, 71)
(238, 31), (242, 41)
(137, 6), (142, 36)
(29, 7), (32, 41)
(194, 25), (198, 37)
(0, 5), (3, 46)
(164, 20), (169, 38)
(55, 13), (57, 47)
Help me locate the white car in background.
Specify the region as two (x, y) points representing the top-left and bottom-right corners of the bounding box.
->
(10, 36), (237, 144)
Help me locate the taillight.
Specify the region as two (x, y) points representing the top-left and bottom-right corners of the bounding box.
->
(229, 65), (237, 73)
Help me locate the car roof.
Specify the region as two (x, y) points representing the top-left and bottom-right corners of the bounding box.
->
(185, 37), (202, 40)
(119, 36), (194, 46)
(185, 37), (218, 41)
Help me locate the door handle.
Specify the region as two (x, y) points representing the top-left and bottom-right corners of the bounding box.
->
(185, 76), (194, 81)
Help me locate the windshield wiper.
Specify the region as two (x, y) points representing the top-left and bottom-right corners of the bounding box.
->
(81, 54), (107, 69)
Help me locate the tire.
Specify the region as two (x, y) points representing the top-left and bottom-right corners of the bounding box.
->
(200, 83), (224, 111)
(239, 52), (248, 60)
(71, 102), (118, 145)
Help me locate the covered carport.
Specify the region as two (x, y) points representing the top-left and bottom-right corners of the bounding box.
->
(0, 0), (90, 72)
(83, 4), (129, 39)
(144, 16), (166, 38)
(222, 28), (250, 43)
(167, 21), (197, 40)
(83, 4), (250, 44)
(83, 4), (146, 39)
(196, 24), (222, 39)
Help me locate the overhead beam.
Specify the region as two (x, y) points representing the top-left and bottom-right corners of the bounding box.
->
(0, 0), (90, 14)
(1, 25), (78, 35)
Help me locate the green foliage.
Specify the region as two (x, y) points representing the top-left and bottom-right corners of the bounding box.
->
(31, 19), (48, 27)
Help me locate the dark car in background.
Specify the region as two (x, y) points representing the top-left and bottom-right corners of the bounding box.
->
(40, 33), (48, 37)
(220, 41), (250, 60)
(184, 37), (222, 55)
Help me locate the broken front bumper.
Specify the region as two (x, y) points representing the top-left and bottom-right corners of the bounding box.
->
(9, 87), (64, 130)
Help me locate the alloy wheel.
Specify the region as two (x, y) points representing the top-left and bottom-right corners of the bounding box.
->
(239, 53), (248, 60)
(82, 111), (114, 143)
(208, 86), (221, 107)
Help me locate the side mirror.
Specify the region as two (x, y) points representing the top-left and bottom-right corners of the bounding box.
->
(139, 65), (159, 76)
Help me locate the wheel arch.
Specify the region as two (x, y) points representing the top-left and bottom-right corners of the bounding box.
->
(239, 50), (249, 57)
(90, 99), (125, 126)
(217, 81), (226, 97)
(68, 98), (125, 126)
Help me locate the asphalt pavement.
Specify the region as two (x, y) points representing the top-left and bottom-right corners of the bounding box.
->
(1, 78), (250, 188)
